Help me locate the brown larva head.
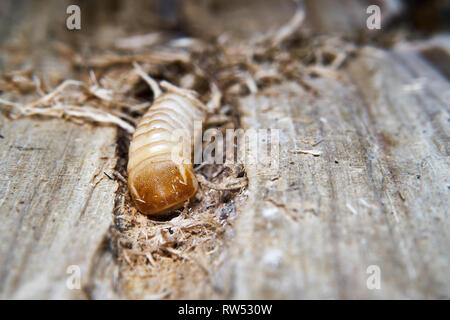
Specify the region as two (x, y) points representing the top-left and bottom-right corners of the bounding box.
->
(128, 159), (198, 216)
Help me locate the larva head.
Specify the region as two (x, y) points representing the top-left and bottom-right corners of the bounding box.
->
(128, 159), (198, 216)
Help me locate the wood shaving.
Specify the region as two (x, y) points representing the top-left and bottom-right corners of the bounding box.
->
(290, 149), (322, 156)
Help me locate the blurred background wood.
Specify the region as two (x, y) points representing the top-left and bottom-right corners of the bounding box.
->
(0, 0), (120, 299)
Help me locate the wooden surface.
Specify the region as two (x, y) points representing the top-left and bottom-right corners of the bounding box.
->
(0, 0), (449, 299)
(0, 0), (120, 299)
(230, 45), (449, 299)
(0, 118), (117, 299)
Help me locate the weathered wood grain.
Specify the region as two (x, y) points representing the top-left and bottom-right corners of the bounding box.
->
(0, 117), (117, 299)
(229, 46), (449, 299)
(1, 0), (449, 300)
(0, 0), (122, 299)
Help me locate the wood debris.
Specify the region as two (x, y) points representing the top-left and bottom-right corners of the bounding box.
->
(0, 0), (357, 299)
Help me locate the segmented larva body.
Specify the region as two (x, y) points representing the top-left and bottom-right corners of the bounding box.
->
(127, 82), (207, 216)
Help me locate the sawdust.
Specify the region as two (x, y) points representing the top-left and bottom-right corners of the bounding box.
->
(111, 127), (247, 298)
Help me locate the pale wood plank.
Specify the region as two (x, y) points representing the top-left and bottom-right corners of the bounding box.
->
(0, 117), (117, 299)
(229, 46), (449, 299)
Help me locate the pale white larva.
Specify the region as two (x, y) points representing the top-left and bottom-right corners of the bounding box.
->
(127, 80), (208, 216)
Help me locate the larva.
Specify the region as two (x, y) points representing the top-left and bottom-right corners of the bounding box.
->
(127, 80), (208, 216)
